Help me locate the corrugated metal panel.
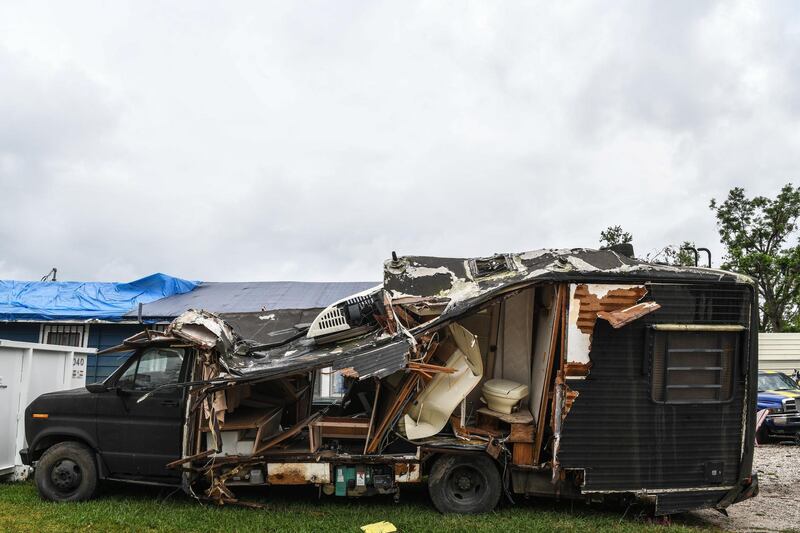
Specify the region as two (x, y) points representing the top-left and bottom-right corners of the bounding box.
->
(128, 281), (377, 318)
(332, 340), (410, 380)
(558, 283), (750, 491)
(225, 337), (410, 383)
(758, 333), (800, 374)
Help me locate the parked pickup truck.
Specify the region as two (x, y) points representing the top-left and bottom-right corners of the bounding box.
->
(757, 370), (800, 442)
(21, 248), (759, 516)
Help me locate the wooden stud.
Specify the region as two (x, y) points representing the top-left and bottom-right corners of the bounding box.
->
(512, 443), (534, 465)
(509, 423), (535, 443)
(532, 283), (567, 465)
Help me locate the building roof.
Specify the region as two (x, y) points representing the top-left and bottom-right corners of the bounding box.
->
(127, 281), (378, 319)
(0, 273), (198, 321)
(0, 271), (376, 322)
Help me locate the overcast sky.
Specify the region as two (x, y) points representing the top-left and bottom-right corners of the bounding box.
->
(1, 1), (799, 283)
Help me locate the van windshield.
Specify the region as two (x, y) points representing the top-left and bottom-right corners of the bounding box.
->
(758, 372), (799, 392)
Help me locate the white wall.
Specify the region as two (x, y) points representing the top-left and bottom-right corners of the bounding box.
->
(758, 333), (800, 374)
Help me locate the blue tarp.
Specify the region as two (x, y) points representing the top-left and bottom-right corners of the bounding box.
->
(0, 273), (199, 321)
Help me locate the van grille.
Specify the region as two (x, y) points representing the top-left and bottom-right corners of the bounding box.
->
(783, 398), (797, 414)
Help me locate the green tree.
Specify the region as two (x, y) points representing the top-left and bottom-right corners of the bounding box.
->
(710, 184), (800, 331)
(646, 242), (698, 266)
(600, 227), (696, 266)
(599, 225), (632, 248)
(662, 241), (699, 267)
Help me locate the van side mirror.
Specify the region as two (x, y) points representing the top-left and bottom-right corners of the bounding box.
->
(86, 382), (109, 393)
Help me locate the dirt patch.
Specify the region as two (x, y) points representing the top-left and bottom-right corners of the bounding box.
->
(685, 444), (800, 532)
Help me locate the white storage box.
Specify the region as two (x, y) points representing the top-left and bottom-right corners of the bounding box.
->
(0, 340), (93, 479)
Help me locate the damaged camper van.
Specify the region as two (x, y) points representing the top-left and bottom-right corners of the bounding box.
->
(22, 248), (759, 515)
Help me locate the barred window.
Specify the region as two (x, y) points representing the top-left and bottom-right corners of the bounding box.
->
(651, 327), (740, 404)
(41, 324), (87, 347)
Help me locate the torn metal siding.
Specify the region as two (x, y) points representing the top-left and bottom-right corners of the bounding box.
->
(168, 309), (239, 351)
(556, 283), (751, 491)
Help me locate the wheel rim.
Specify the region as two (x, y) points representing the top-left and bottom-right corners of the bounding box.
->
(50, 459), (82, 493)
(446, 464), (488, 505)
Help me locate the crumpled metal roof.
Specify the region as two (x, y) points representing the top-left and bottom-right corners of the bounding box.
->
(118, 309), (411, 385)
(384, 248), (753, 321)
(223, 332), (412, 383)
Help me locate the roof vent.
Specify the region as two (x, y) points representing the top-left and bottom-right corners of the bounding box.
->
(469, 254), (514, 278)
(307, 285), (383, 340)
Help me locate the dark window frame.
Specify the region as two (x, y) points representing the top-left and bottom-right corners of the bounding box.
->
(648, 326), (741, 405)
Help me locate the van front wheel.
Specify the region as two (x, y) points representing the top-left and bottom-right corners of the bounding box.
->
(34, 442), (98, 502)
(428, 454), (501, 514)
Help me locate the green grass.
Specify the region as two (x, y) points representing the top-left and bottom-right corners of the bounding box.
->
(0, 480), (713, 532)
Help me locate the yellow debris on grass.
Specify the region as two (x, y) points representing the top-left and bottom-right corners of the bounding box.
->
(360, 520), (398, 533)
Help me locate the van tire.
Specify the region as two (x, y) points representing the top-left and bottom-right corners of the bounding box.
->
(34, 442), (98, 502)
(428, 454), (501, 514)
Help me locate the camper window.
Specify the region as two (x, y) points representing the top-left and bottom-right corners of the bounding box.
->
(651, 329), (737, 404)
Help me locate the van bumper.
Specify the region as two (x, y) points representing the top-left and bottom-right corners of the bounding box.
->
(653, 474), (759, 515)
(19, 448), (30, 466)
(730, 473), (759, 504)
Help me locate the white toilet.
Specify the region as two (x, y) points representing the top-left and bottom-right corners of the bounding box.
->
(482, 379), (530, 414)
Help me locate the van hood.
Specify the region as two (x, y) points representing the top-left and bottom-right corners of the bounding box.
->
(759, 389), (800, 403)
(26, 386), (93, 413)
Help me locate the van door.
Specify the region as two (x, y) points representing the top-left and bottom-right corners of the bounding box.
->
(96, 347), (187, 480)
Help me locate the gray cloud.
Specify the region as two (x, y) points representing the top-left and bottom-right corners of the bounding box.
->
(0, 0), (798, 283)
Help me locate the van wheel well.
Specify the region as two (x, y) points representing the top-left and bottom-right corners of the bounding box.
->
(421, 452), (445, 477)
(32, 436), (95, 462)
(421, 451), (502, 477)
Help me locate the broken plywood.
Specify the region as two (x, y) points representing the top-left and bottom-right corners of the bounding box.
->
(597, 301), (661, 329)
(566, 283), (647, 367)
